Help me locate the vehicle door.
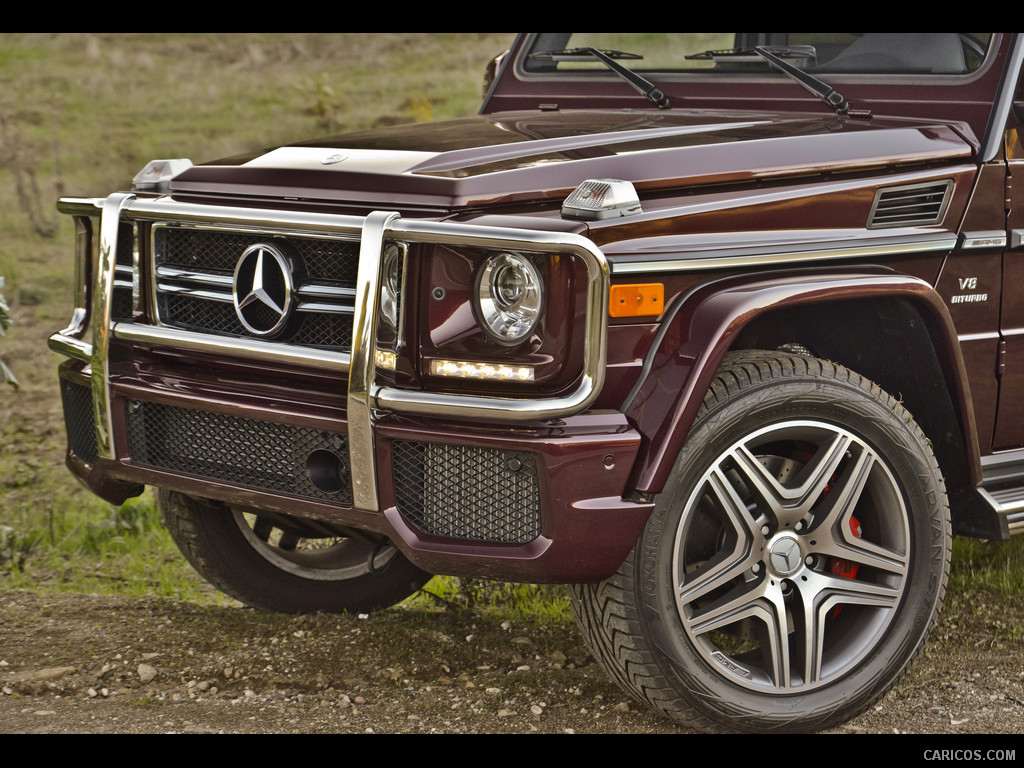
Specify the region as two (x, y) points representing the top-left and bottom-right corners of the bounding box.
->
(994, 71), (1024, 449)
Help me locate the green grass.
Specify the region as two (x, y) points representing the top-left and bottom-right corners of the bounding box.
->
(0, 491), (224, 604)
(415, 576), (574, 628)
(950, 534), (1024, 596)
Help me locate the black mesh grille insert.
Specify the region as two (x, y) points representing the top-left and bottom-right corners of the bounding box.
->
(391, 441), (542, 544)
(155, 227), (359, 284)
(155, 294), (355, 349)
(61, 380), (98, 465)
(126, 400), (353, 506)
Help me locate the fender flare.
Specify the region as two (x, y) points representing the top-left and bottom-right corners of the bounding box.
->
(621, 266), (980, 493)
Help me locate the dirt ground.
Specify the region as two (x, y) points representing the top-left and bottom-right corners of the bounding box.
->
(1, 586), (1023, 735)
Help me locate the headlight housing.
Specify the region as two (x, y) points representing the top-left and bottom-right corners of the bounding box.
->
(379, 242), (405, 330)
(473, 251), (543, 345)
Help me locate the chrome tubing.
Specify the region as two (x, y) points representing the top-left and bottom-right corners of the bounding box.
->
(92, 193), (135, 460)
(348, 211), (399, 512)
(50, 195), (612, 512)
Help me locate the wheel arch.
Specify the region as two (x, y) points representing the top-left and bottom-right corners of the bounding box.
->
(622, 268), (981, 505)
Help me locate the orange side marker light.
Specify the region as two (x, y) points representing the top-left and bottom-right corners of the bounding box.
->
(609, 283), (664, 318)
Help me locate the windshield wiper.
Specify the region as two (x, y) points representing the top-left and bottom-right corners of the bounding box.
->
(752, 46), (850, 115)
(685, 45), (857, 117)
(685, 46), (817, 63)
(530, 48), (671, 109)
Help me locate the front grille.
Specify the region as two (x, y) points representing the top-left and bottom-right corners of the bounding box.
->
(391, 441), (542, 544)
(61, 380), (98, 465)
(126, 400), (353, 506)
(152, 226), (359, 351)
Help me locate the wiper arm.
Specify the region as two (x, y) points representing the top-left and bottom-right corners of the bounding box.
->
(686, 46), (817, 63)
(753, 46), (850, 115)
(530, 48), (671, 109)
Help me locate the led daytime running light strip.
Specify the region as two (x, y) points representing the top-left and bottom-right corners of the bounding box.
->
(430, 359), (534, 382)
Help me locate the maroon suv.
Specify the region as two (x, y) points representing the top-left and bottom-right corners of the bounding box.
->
(50, 33), (1024, 732)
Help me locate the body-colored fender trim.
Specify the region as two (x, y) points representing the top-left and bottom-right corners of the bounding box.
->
(623, 267), (980, 493)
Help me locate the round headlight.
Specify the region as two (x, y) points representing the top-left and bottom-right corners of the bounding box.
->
(474, 252), (543, 345)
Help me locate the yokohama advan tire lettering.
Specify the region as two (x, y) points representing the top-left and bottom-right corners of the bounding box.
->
(572, 351), (951, 732)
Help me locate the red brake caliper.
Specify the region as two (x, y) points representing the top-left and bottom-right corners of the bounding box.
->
(829, 515), (862, 618)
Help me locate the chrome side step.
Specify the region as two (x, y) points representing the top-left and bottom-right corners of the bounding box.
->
(979, 451), (1024, 536)
(977, 487), (1024, 535)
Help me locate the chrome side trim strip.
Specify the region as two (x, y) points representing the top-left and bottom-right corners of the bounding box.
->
(93, 193), (135, 460)
(610, 234), (958, 275)
(962, 231), (1007, 249)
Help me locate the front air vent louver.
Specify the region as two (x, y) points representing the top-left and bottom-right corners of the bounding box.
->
(867, 180), (954, 229)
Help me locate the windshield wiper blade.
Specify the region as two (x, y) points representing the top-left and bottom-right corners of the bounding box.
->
(753, 46), (850, 115)
(686, 46), (816, 62)
(530, 47), (671, 109)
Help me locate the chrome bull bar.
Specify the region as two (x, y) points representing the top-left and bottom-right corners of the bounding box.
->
(49, 194), (610, 512)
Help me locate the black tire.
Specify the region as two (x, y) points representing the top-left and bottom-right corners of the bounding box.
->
(159, 490), (431, 614)
(571, 351), (950, 733)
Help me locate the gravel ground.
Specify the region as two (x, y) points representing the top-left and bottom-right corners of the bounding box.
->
(2, 587), (1023, 735)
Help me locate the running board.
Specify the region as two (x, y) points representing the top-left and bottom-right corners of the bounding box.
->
(978, 451), (1024, 537)
(977, 487), (1024, 535)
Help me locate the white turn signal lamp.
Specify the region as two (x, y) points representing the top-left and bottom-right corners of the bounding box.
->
(132, 159), (194, 193)
(562, 179), (642, 221)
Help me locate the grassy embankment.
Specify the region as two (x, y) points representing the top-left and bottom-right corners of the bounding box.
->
(0, 33), (1021, 625)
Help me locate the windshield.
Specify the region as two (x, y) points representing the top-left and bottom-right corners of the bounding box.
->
(524, 33), (994, 76)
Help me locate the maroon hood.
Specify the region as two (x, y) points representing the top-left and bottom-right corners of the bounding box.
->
(170, 110), (975, 210)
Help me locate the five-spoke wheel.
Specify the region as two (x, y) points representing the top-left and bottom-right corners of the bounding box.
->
(675, 420), (909, 693)
(571, 352), (950, 733)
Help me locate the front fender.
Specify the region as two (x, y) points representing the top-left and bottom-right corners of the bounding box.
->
(621, 267), (979, 493)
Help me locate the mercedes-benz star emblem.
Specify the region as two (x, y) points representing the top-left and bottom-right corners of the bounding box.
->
(768, 536), (802, 575)
(233, 243), (294, 337)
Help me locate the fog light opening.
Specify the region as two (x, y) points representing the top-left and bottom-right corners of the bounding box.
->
(306, 449), (345, 494)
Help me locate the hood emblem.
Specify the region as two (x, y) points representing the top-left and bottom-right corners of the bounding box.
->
(321, 153), (348, 165)
(233, 244), (294, 337)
